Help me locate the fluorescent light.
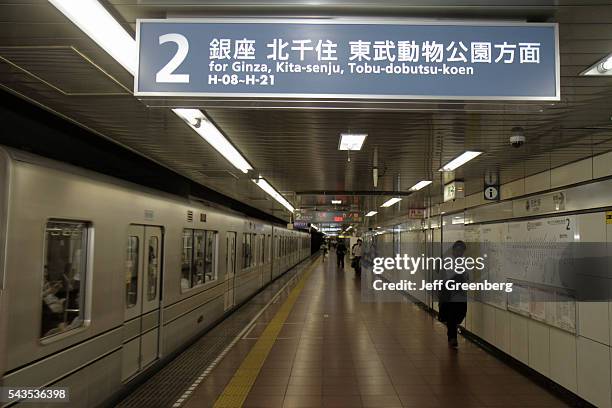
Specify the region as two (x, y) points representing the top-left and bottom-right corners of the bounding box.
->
(581, 54), (612, 76)
(365, 211), (378, 217)
(438, 151), (483, 172)
(331, 199), (342, 204)
(381, 197), (402, 207)
(338, 133), (367, 151)
(174, 109), (253, 173)
(50, 1), (255, 176)
(49, 0), (137, 75)
(410, 180), (432, 191)
(601, 57), (612, 72)
(252, 178), (295, 213)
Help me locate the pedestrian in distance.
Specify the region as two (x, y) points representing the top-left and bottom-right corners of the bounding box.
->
(320, 241), (328, 260)
(351, 239), (363, 275)
(438, 240), (468, 349)
(336, 240), (347, 269)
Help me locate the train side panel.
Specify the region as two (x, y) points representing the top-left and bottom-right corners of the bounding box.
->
(0, 148), (310, 407)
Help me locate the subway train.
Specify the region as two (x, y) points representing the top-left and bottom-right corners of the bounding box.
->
(0, 146), (310, 407)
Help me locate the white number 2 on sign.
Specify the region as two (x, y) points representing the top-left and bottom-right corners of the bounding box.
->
(156, 33), (190, 83)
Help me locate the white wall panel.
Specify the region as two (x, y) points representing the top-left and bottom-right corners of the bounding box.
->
(510, 313), (529, 364)
(578, 301), (610, 346)
(524, 171), (551, 194)
(550, 328), (577, 393)
(483, 304), (496, 344)
(594, 151), (612, 179)
(494, 308), (511, 353)
(577, 337), (611, 408)
(501, 179), (525, 200)
(470, 301), (484, 337)
(551, 158), (593, 189)
(528, 319), (550, 376)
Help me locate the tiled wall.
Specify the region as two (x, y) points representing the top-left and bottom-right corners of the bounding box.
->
(429, 150), (612, 407)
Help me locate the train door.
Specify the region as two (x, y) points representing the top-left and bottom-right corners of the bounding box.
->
(0, 288), (6, 378)
(122, 225), (163, 381)
(225, 232), (237, 311)
(259, 234), (265, 286)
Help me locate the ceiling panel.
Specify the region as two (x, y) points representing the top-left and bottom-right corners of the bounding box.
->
(0, 1), (611, 224)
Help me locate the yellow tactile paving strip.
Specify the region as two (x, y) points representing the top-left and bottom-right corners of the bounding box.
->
(212, 259), (318, 408)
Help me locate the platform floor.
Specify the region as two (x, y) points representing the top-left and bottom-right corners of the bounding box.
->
(176, 253), (569, 408)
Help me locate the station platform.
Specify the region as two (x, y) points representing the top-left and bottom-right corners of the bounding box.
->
(124, 254), (569, 408)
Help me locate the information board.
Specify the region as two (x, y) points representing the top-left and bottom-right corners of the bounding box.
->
(464, 215), (578, 332)
(135, 19), (559, 100)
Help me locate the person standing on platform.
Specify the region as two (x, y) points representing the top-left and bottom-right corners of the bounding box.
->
(336, 240), (347, 269)
(351, 239), (363, 275)
(438, 240), (468, 349)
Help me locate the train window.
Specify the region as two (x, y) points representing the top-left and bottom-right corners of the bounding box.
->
(147, 236), (159, 301)
(126, 236), (139, 309)
(243, 233), (252, 269)
(41, 220), (89, 339)
(181, 229), (193, 291)
(226, 232), (237, 276)
(182, 228), (217, 291)
(274, 236), (279, 258)
(193, 230), (205, 286)
(261, 235), (266, 264)
(252, 234), (258, 267)
(204, 231), (217, 282)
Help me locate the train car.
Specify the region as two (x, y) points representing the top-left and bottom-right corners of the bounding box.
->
(0, 147), (310, 407)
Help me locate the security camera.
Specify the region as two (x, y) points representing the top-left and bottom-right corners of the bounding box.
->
(510, 127), (526, 148)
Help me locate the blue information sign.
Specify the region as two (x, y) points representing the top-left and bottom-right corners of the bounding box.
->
(135, 19), (559, 100)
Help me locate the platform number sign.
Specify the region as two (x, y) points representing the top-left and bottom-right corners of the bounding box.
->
(135, 20), (560, 100)
(484, 171), (500, 201)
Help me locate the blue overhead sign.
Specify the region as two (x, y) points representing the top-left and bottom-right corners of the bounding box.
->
(135, 19), (559, 100)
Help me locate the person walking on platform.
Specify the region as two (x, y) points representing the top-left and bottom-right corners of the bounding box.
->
(438, 240), (468, 349)
(351, 239), (363, 275)
(320, 241), (328, 259)
(336, 240), (347, 269)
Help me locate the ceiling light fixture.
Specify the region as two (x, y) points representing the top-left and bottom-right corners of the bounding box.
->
(173, 109), (253, 173)
(49, 0), (137, 75)
(381, 197), (402, 207)
(331, 200), (342, 204)
(365, 211), (378, 217)
(581, 54), (612, 76)
(410, 180), (433, 191)
(49, 2), (274, 191)
(252, 177), (295, 213)
(438, 151), (483, 172)
(49, 0), (253, 174)
(338, 133), (367, 151)
(600, 57), (612, 72)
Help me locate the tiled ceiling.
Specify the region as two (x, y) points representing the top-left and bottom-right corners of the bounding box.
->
(1, 0), (612, 224)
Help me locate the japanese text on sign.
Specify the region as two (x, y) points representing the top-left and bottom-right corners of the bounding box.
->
(136, 21), (559, 100)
